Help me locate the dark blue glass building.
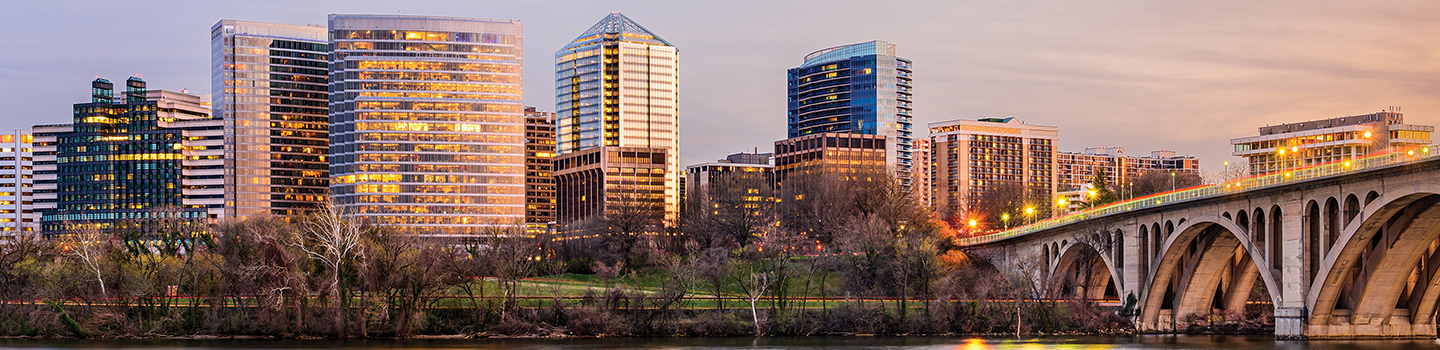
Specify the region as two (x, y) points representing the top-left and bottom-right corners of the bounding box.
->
(41, 77), (211, 233)
(787, 40), (914, 188)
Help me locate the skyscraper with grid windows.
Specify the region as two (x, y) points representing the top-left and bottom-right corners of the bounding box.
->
(211, 20), (330, 220)
(327, 14), (525, 236)
(554, 13), (679, 223)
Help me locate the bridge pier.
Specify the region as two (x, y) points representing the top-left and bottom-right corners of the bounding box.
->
(1275, 307), (1306, 339)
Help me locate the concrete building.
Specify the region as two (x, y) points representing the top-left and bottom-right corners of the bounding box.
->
(525, 107), (556, 234)
(0, 130), (36, 241)
(1231, 110), (1434, 176)
(1057, 147), (1200, 192)
(685, 152), (775, 202)
(554, 146), (670, 228)
(327, 14), (525, 236)
(211, 19), (331, 219)
(555, 13), (680, 223)
(787, 41), (914, 191)
(912, 138), (931, 207)
(928, 117), (1058, 220)
(773, 133), (888, 190)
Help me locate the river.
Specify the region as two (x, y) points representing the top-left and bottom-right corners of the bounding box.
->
(3, 335), (1440, 350)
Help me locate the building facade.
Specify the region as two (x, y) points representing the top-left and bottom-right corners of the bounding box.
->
(327, 14), (526, 236)
(555, 12), (680, 222)
(211, 19), (331, 219)
(525, 107), (556, 234)
(787, 41), (914, 191)
(553, 146), (670, 228)
(928, 117), (1058, 220)
(1056, 147), (1200, 191)
(39, 78), (219, 233)
(773, 132), (888, 189)
(685, 152), (775, 202)
(0, 130), (36, 241)
(912, 138), (931, 207)
(1231, 110), (1434, 176)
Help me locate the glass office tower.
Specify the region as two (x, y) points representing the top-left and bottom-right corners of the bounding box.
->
(328, 14), (525, 236)
(787, 41), (914, 190)
(555, 13), (679, 220)
(211, 20), (330, 219)
(41, 78), (215, 233)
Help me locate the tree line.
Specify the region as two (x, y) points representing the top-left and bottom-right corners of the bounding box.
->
(0, 173), (1131, 338)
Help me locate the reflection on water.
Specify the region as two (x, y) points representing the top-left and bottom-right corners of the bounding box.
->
(2, 335), (1439, 350)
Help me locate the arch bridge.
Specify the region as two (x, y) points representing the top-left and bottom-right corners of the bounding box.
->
(961, 150), (1440, 339)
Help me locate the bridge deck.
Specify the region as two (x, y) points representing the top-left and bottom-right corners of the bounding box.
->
(957, 148), (1437, 246)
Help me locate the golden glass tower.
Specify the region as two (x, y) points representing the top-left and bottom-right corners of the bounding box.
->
(212, 20), (331, 219)
(555, 13), (679, 220)
(328, 14), (525, 236)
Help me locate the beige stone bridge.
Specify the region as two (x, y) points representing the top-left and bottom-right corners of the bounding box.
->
(960, 150), (1440, 339)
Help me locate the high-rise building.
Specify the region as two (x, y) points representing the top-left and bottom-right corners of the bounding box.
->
(773, 133), (889, 189)
(31, 125), (65, 228)
(1230, 110), (1434, 175)
(39, 78), (221, 233)
(525, 107), (556, 234)
(913, 138), (932, 208)
(928, 117), (1058, 220)
(554, 146), (670, 227)
(0, 130), (36, 241)
(787, 41), (914, 190)
(327, 14), (525, 236)
(685, 152), (775, 202)
(555, 13), (679, 222)
(1056, 147), (1199, 191)
(211, 20), (330, 219)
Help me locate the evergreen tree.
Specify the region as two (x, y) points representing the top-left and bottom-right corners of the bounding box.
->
(1088, 168), (1119, 207)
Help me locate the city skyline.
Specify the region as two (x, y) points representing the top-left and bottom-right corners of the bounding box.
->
(2, 1), (1439, 170)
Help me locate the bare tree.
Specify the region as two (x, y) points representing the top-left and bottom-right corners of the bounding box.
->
(778, 171), (864, 245)
(290, 200), (365, 336)
(1133, 170), (1202, 197)
(738, 270), (774, 336)
(58, 225), (115, 297)
(481, 223), (539, 321)
(968, 181), (1028, 229)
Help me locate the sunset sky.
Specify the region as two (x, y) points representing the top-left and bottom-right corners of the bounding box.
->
(3, 0), (1437, 171)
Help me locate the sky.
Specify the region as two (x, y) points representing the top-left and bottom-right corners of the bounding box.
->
(2, 0), (1438, 171)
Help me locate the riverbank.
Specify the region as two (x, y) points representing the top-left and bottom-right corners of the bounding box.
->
(10, 334), (1439, 350)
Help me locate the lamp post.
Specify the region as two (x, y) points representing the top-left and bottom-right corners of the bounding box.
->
(1025, 206), (1034, 225)
(1057, 197), (1067, 216)
(1002, 213), (1010, 230)
(1223, 161), (1229, 185)
(1170, 171), (1176, 192)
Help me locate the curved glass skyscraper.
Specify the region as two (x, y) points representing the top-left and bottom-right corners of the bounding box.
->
(327, 14), (525, 236)
(787, 41), (914, 189)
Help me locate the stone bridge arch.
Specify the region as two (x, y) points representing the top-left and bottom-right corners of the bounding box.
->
(1305, 184), (1440, 338)
(1140, 215), (1281, 331)
(1048, 236), (1123, 300)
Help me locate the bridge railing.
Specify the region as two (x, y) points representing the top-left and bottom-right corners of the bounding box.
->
(956, 146), (1437, 246)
